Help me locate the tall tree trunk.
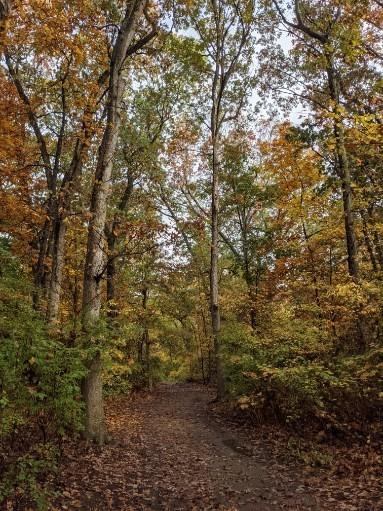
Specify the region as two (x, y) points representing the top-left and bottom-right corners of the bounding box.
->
(144, 330), (152, 391)
(106, 252), (117, 314)
(361, 209), (378, 272)
(372, 230), (383, 271)
(47, 137), (99, 323)
(209, 19), (225, 400)
(72, 262), (81, 331)
(241, 218), (257, 330)
(81, 352), (104, 443)
(185, 0), (252, 398)
(302, 220), (322, 313)
(105, 219), (118, 319)
(243, 259), (257, 330)
(199, 302), (211, 383)
(105, 171), (134, 316)
(47, 217), (66, 323)
(210, 135), (225, 399)
(81, 0), (147, 444)
(32, 217), (51, 310)
(327, 61), (365, 348)
(141, 287), (152, 390)
(327, 63), (359, 280)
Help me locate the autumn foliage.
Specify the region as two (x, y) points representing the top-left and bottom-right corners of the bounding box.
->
(0, 0), (382, 509)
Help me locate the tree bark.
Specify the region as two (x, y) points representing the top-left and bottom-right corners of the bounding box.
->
(243, 245), (257, 330)
(105, 170), (134, 315)
(81, 352), (104, 442)
(210, 134), (225, 399)
(32, 217), (51, 309)
(47, 217), (66, 323)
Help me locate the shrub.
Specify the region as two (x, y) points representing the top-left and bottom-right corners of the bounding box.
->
(0, 444), (58, 511)
(223, 306), (383, 436)
(0, 246), (86, 508)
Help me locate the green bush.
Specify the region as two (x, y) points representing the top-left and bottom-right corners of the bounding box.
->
(0, 246), (86, 508)
(0, 444), (58, 511)
(0, 246), (86, 437)
(222, 310), (382, 433)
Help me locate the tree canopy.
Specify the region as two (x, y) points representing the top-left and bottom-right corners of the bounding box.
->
(0, 1), (382, 509)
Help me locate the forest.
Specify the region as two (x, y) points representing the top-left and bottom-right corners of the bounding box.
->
(0, 0), (382, 510)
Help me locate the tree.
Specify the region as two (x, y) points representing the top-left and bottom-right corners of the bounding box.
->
(104, 37), (191, 314)
(81, 0), (158, 443)
(268, 0), (382, 281)
(4, 0), (109, 318)
(179, 0), (255, 399)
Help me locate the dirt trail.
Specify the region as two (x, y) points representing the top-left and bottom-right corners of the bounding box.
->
(56, 383), (326, 510)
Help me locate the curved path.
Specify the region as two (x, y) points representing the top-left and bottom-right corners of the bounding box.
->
(56, 383), (325, 510)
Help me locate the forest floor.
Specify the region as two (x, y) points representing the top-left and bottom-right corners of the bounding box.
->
(54, 383), (381, 511)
